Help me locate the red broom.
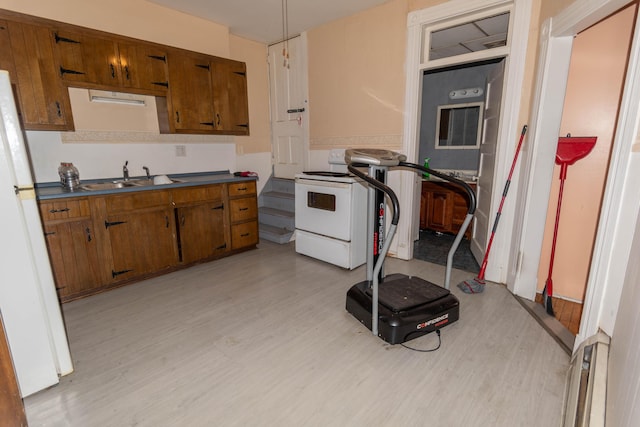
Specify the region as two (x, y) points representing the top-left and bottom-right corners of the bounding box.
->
(458, 125), (527, 294)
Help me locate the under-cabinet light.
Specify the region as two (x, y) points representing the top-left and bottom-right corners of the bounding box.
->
(88, 89), (147, 106)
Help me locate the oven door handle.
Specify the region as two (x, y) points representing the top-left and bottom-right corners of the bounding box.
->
(295, 178), (352, 190)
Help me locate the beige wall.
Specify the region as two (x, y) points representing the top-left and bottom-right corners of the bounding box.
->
(536, 3), (636, 301)
(230, 35), (271, 155)
(307, 0), (408, 149)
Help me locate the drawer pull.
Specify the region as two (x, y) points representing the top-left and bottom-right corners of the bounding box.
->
(240, 233), (250, 237)
(239, 207), (249, 211)
(236, 187), (248, 191)
(49, 208), (70, 213)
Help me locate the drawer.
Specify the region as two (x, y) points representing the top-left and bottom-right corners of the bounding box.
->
(172, 184), (224, 205)
(231, 221), (258, 249)
(229, 197), (258, 222)
(228, 181), (256, 197)
(105, 190), (171, 213)
(39, 198), (90, 222)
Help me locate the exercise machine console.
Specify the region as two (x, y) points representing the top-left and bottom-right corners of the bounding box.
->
(344, 148), (476, 344)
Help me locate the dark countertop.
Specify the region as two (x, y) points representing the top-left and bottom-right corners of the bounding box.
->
(36, 170), (257, 200)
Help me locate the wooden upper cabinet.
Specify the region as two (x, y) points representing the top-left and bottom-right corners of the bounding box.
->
(52, 29), (121, 87)
(117, 43), (168, 93)
(211, 59), (250, 135)
(0, 19), (73, 130)
(52, 29), (169, 95)
(166, 50), (216, 132)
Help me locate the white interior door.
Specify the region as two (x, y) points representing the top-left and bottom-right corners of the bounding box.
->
(269, 36), (308, 179)
(471, 59), (505, 263)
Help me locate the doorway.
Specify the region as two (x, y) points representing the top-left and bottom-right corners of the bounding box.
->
(415, 58), (505, 270)
(400, 0), (531, 277)
(268, 35), (309, 179)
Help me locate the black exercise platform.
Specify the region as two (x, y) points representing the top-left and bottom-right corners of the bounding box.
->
(346, 273), (459, 344)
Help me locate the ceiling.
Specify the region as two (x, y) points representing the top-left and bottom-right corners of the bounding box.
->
(147, 0), (391, 44)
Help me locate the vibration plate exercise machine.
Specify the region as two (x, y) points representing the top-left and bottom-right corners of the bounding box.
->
(344, 148), (477, 344)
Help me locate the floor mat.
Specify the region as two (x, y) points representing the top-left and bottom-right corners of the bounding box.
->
(413, 230), (480, 273)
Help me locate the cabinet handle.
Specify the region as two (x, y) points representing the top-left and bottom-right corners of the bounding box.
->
(166, 215), (170, 228)
(49, 207), (70, 213)
(54, 32), (80, 44)
(181, 214), (185, 226)
(236, 187), (247, 192)
(112, 269), (133, 278)
(216, 243), (227, 250)
(56, 101), (62, 118)
(104, 220), (127, 229)
(152, 81), (169, 88)
(175, 111), (180, 123)
(240, 233), (250, 237)
(147, 54), (166, 62)
(44, 231), (56, 236)
(59, 66), (85, 77)
(216, 113), (221, 127)
(85, 227), (92, 242)
(239, 207), (248, 211)
(211, 204), (224, 210)
(110, 64), (116, 78)
(124, 65), (130, 80)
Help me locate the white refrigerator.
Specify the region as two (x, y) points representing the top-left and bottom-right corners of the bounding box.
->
(0, 70), (73, 397)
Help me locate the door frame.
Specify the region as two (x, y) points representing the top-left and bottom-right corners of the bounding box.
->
(400, 0), (532, 283)
(509, 0), (640, 350)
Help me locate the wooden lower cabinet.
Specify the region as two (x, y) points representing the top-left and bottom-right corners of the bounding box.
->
(228, 181), (258, 250)
(39, 181), (258, 302)
(176, 201), (228, 264)
(421, 181), (475, 238)
(106, 207), (179, 281)
(44, 219), (103, 301)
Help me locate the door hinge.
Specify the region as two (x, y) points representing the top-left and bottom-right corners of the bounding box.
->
(105, 220), (127, 229)
(112, 269), (133, 278)
(216, 243), (227, 250)
(54, 33), (80, 44)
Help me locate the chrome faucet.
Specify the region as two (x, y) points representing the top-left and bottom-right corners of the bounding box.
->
(143, 166), (150, 180)
(123, 161), (129, 181)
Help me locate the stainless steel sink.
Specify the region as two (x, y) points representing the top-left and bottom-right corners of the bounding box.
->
(80, 178), (184, 191)
(80, 181), (137, 191)
(128, 178), (184, 186)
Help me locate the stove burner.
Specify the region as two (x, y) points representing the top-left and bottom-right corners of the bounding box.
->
(303, 171), (351, 177)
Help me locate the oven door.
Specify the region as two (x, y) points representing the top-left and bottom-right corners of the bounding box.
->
(295, 178), (353, 241)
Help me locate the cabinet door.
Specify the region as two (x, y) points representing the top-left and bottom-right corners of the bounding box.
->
(426, 190), (453, 231)
(166, 51), (216, 132)
(44, 220), (102, 300)
(106, 208), (178, 281)
(1, 20), (73, 130)
(211, 59), (249, 134)
(52, 29), (120, 86)
(177, 201), (228, 264)
(118, 43), (169, 93)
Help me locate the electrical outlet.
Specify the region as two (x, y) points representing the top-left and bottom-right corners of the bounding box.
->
(175, 145), (186, 157)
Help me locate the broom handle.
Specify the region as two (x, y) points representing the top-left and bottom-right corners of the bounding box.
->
(477, 125), (528, 277)
(546, 163), (569, 286)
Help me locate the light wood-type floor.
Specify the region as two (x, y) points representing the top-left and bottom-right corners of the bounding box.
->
(25, 241), (569, 427)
